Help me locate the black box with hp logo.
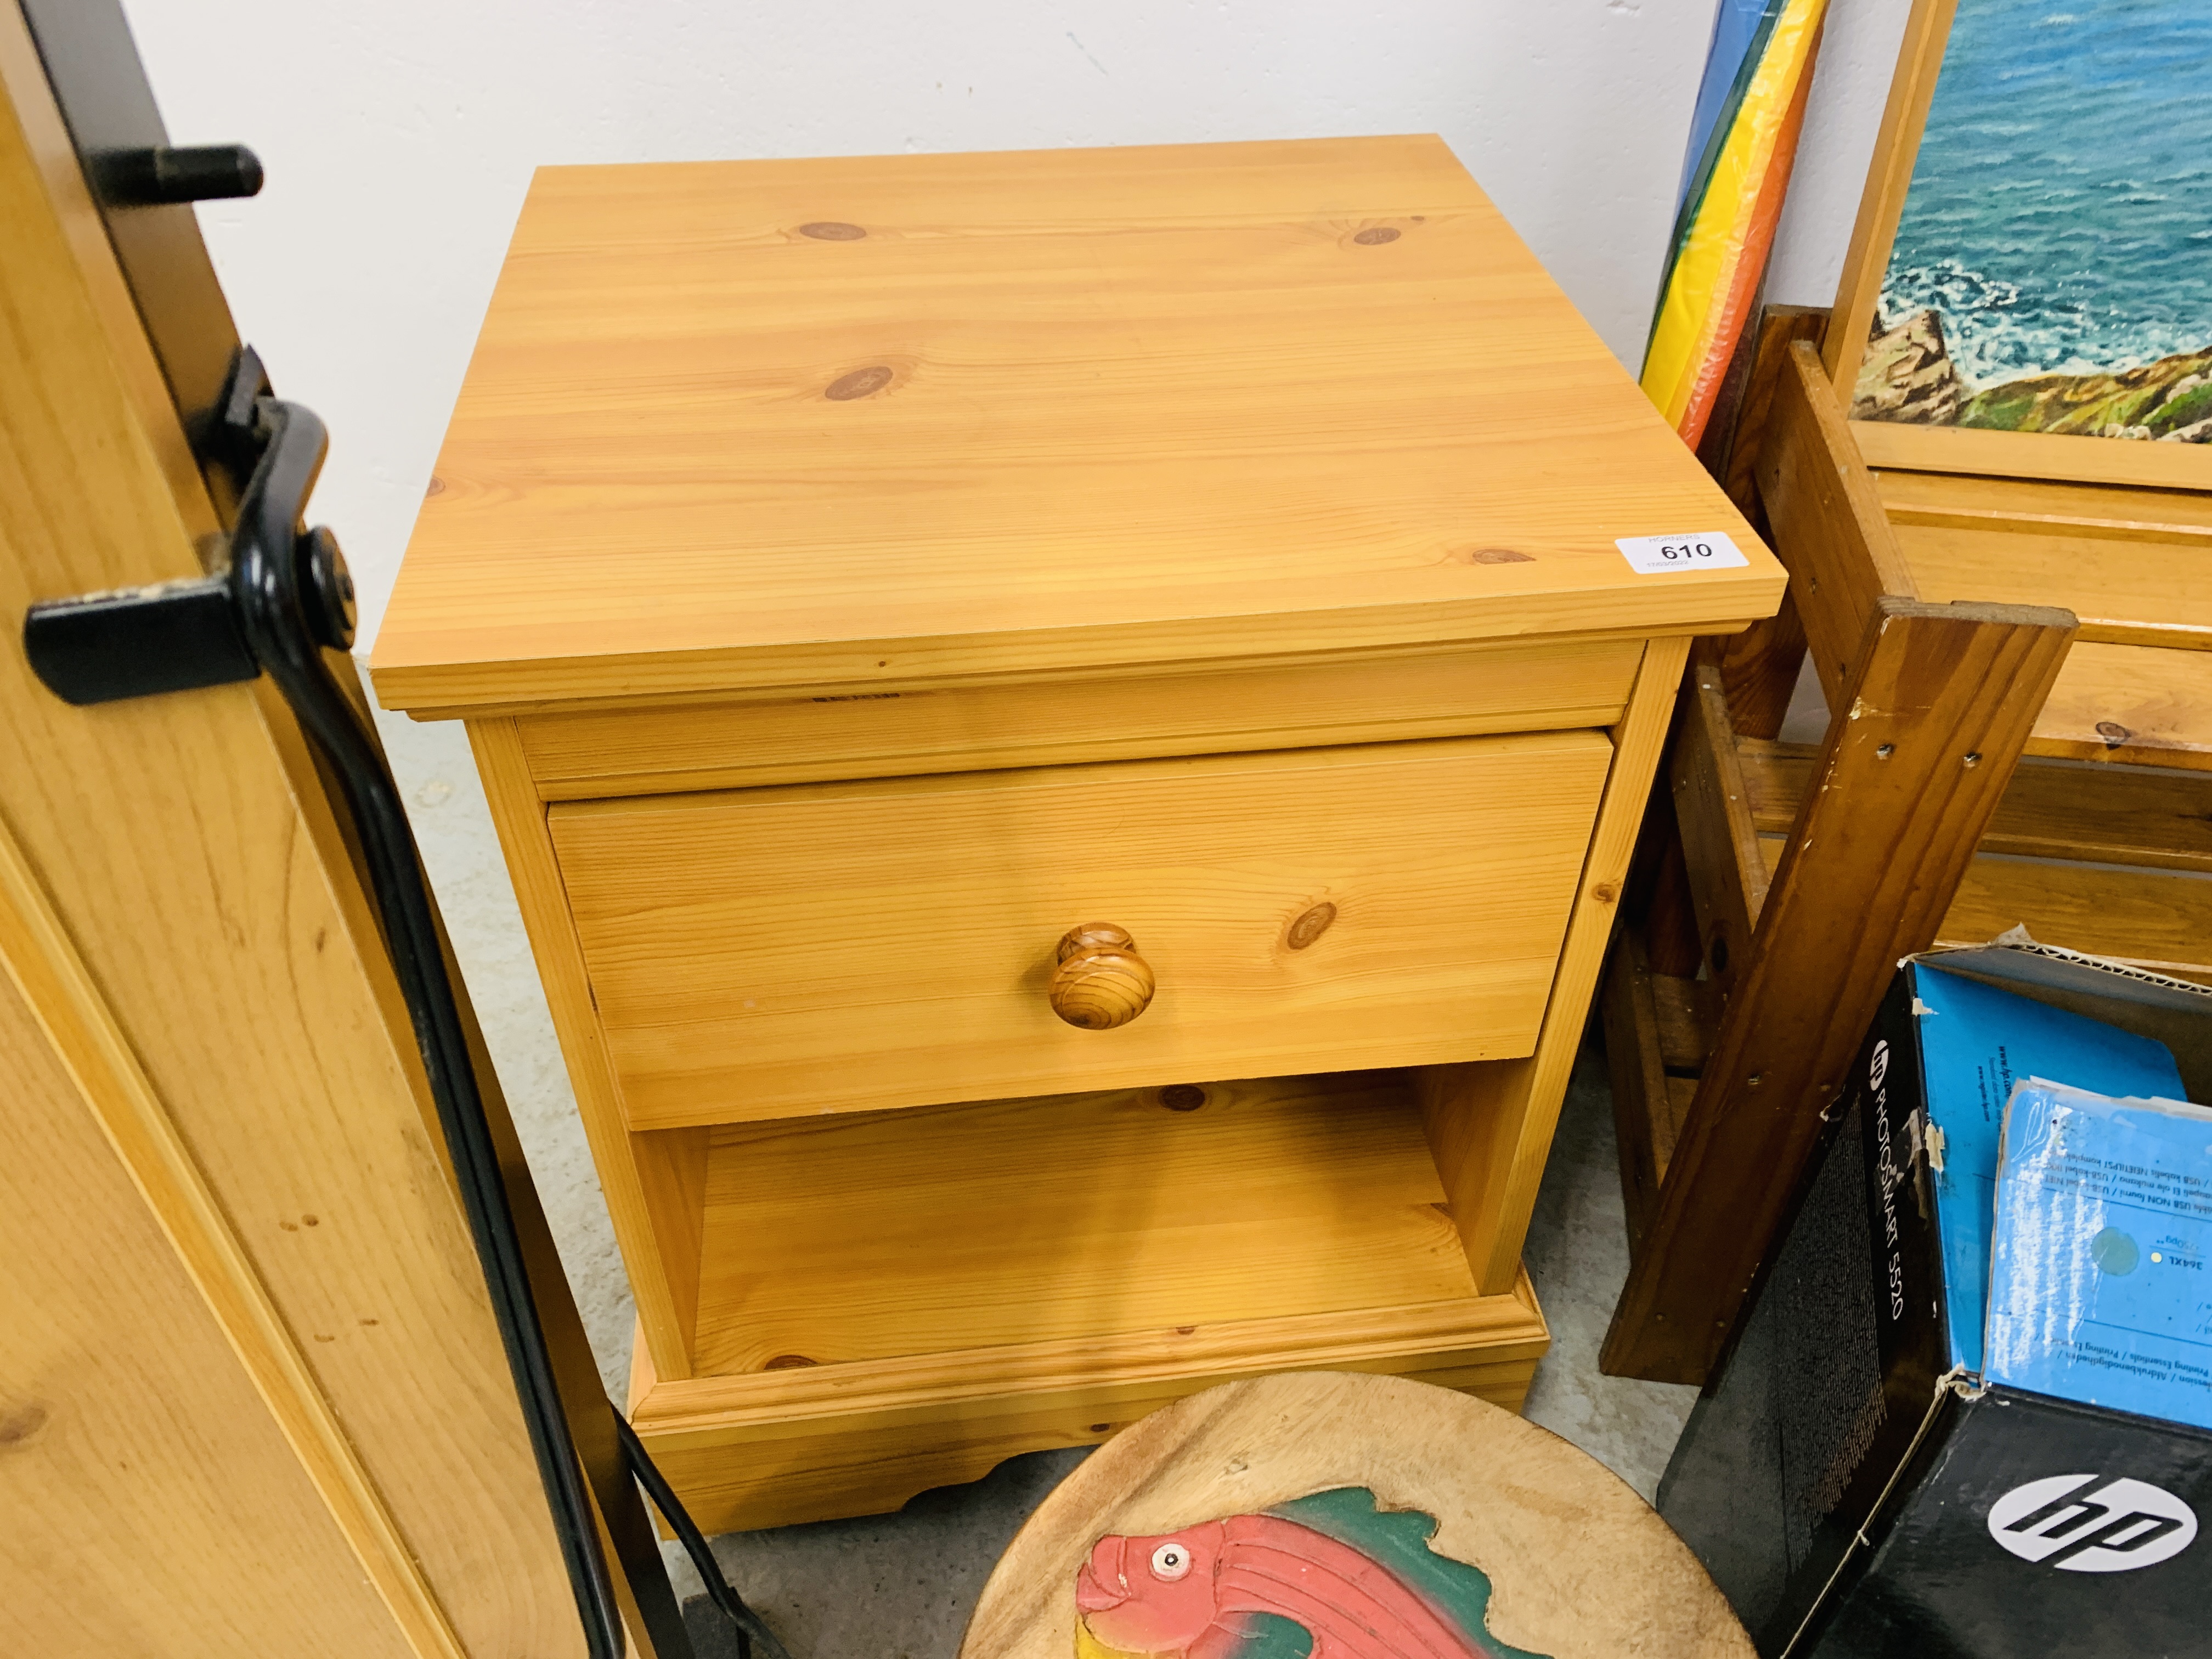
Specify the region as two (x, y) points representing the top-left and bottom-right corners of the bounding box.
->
(1659, 944), (2212, 1657)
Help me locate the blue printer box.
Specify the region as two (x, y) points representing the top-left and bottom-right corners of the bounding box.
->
(1659, 945), (2212, 1658)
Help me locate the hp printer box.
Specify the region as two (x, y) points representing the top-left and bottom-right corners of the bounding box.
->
(1660, 945), (2212, 1658)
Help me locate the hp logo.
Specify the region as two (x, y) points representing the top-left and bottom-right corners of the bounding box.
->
(1868, 1039), (1889, 1092)
(1988, 1474), (2199, 1573)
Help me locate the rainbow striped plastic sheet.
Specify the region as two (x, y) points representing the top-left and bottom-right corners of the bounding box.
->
(1641, 0), (1830, 446)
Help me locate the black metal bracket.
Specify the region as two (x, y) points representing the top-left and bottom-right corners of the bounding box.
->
(23, 380), (782, 1659)
(22, 351), (347, 708)
(21, 573), (261, 706)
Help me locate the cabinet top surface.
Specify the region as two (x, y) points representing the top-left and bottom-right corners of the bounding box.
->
(371, 136), (1780, 715)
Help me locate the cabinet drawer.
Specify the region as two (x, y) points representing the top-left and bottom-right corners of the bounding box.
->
(550, 732), (1611, 1126)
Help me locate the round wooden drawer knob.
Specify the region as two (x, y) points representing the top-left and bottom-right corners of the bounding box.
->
(1048, 923), (1155, 1031)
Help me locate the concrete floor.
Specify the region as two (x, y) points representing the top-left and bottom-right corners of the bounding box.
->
(372, 693), (1701, 1659)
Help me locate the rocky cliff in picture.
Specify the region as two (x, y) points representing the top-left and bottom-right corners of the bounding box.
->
(1856, 308), (2212, 442)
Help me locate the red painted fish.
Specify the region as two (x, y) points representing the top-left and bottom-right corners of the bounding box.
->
(1074, 1514), (1496, 1659)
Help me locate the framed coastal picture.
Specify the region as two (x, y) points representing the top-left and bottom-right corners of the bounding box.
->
(1831, 0), (2212, 488)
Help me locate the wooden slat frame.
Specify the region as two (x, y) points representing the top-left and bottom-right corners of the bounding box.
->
(1669, 647), (1770, 1001)
(1603, 597), (2076, 1384)
(1756, 341), (1917, 713)
(1709, 306), (1830, 740)
(1722, 305), (1833, 520)
(1738, 745), (2212, 874)
(1855, 421), (2212, 494)
(1602, 933), (1671, 1254)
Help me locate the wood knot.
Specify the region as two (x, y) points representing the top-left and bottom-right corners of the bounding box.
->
(0, 1404), (49, 1449)
(1090, 1423), (1114, 1434)
(1352, 226), (1401, 245)
(825, 365), (895, 400)
(765, 1353), (819, 1370)
(1159, 1085), (1207, 1112)
(424, 476), (445, 498)
(799, 221), (867, 241)
(1591, 882), (1619, 905)
(2096, 720), (2131, 747)
(1457, 546), (1534, 565)
(1285, 901), (1338, 950)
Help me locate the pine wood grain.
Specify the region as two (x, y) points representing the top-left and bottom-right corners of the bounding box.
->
(0, 936), (416, 1659)
(1877, 467), (2212, 538)
(370, 137), (1781, 715)
(1602, 922), (1719, 1265)
(0, 34), (581, 1654)
(2021, 641), (2212, 772)
(1938, 857), (2212, 983)
(1602, 934), (1673, 1254)
(1757, 342), (1918, 711)
(0, 821), (465, 1659)
(1748, 832), (2212, 985)
(1881, 472), (2212, 669)
(1852, 419), (2212, 494)
(958, 1373), (1752, 1659)
(516, 635), (1641, 799)
(469, 718), (706, 1380)
(1419, 635), (1691, 1295)
(1716, 589), (1811, 742)
(1719, 305), (1832, 519)
(375, 134), (1781, 1531)
(641, 1365), (1542, 1539)
(551, 733), (1611, 1126)
(1737, 744), (2212, 872)
(1605, 599), (2076, 1384)
(1708, 308), (1829, 740)
(629, 1278), (1548, 1535)
(691, 1072), (1476, 1374)
(1669, 648), (1770, 995)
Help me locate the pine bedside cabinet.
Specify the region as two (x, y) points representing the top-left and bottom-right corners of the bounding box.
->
(371, 136), (1785, 1533)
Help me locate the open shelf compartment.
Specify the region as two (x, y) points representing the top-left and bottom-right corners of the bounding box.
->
(627, 1068), (1550, 1532)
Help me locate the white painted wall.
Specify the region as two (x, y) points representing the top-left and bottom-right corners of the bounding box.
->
(120, 0), (1911, 648)
(1769, 0), (1914, 319)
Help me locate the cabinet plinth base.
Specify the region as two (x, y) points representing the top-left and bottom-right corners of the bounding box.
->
(628, 1270), (1548, 1534)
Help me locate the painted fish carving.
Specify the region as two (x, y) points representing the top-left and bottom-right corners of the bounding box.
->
(1075, 1513), (1499, 1659)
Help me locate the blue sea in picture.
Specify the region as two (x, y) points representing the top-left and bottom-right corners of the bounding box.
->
(1881, 0), (2212, 390)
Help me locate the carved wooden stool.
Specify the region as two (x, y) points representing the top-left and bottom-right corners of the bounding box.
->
(960, 1372), (1751, 1659)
